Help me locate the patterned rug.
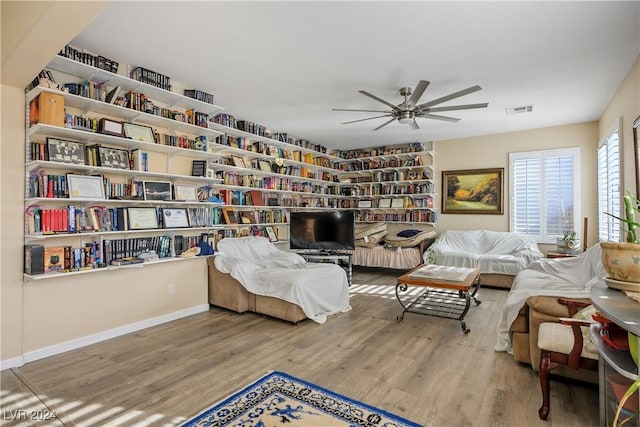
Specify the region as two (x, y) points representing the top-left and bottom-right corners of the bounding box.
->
(181, 371), (421, 427)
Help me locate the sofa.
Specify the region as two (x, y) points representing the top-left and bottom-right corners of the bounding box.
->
(209, 236), (351, 324)
(351, 222), (437, 269)
(207, 256), (307, 324)
(424, 229), (543, 288)
(495, 243), (607, 380)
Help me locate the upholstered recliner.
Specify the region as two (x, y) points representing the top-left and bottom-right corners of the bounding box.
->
(496, 244), (607, 381)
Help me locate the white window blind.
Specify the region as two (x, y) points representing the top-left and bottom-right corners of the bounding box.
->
(597, 126), (621, 242)
(510, 148), (580, 243)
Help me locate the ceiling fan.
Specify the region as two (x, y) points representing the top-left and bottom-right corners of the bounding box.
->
(332, 80), (488, 131)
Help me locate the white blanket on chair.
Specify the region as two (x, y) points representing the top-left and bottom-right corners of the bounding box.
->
(214, 236), (351, 324)
(494, 244), (607, 353)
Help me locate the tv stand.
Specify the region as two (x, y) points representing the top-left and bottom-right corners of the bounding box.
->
(297, 251), (352, 286)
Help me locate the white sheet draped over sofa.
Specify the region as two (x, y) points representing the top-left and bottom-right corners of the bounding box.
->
(214, 236), (351, 324)
(425, 229), (543, 275)
(494, 243), (607, 353)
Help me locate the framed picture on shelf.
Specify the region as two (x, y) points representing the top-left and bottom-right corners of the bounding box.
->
(127, 207), (159, 230)
(192, 160), (207, 177)
(123, 123), (155, 143)
(98, 118), (124, 137)
(441, 168), (504, 214)
(97, 146), (130, 170)
(143, 180), (172, 201)
(66, 174), (106, 200)
(391, 198), (404, 208)
(232, 155), (247, 168)
(222, 208), (237, 224)
(378, 198), (391, 208)
(161, 208), (190, 228)
(264, 226), (278, 242)
(358, 200), (372, 208)
(174, 183), (198, 202)
(259, 160), (272, 172)
(46, 137), (85, 165)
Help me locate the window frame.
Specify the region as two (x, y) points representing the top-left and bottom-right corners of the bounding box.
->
(597, 118), (622, 242)
(509, 147), (581, 244)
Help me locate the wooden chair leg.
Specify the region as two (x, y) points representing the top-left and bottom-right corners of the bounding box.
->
(538, 350), (555, 420)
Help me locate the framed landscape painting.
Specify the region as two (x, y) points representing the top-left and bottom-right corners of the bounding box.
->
(442, 168), (504, 214)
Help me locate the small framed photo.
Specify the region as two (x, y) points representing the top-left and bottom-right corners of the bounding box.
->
(99, 118), (124, 137)
(391, 198), (405, 208)
(174, 183), (198, 201)
(222, 208), (237, 224)
(127, 207), (159, 230)
(161, 208), (190, 228)
(143, 180), (172, 201)
(123, 123), (155, 143)
(259, 160), (272, 172)
(46, 137), (85, 165)
(98, 146), (130, 170)
(264, 226), (278, 242)
(378, 198), (391, 208)
(358, 200), (372, 208)
(66, 174), (106, 200)
(232, 155), (247, 168)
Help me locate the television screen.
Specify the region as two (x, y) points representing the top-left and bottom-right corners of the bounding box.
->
(289, 211), (355, 251)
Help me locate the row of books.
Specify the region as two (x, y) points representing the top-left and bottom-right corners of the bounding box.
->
(156, 132), (207, 151)
(130, 66), (171, 91)
(24, 243), (102, 275)
(346, 182), (435, 196)
(356, 209), (438, 223)
(183, 89), (215, 105)
(335, 142), (427, 159)
(64, 80), (107, 102)
(28, 173), (67, 198)
(339, 156), (423, 171)
(185, 109), (209, 128)
(103, 236), (171, 264)
(345, 170), (431, 183)
(58, 44), (119, 73)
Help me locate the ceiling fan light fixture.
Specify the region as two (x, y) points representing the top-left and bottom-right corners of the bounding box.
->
(397, 111), (414, 124)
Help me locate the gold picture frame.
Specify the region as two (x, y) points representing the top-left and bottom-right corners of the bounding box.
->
(442, 168), (504, 214)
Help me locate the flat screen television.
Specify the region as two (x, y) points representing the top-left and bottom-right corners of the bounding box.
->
(289, 211), (355, 251)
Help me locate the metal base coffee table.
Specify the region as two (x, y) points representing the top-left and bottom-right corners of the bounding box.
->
(396, 264), (481, 333)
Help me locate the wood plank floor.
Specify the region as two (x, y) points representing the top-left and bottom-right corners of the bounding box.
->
(1, 267), (598, 426)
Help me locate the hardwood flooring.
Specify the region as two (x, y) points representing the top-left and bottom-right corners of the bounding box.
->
(1, 267), (598, 426)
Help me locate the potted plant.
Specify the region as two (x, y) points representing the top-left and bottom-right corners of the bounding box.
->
(602, 192), (640, 285)
(557, 230), (581, 254)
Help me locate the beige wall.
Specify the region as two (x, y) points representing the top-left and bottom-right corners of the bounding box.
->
(1, 4), (638, 366)
(434, 122), (600, 251)
(599, 55), (640, 199)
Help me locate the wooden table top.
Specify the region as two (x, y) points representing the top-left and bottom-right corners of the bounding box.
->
(397, 264), (481, 291)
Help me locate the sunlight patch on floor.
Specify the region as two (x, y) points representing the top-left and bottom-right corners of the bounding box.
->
(0, 388), (188, 427)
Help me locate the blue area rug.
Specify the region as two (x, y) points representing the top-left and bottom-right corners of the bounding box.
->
(181, 371), (421, 427)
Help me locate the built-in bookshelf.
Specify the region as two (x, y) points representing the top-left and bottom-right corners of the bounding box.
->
(24, 47), (438, 279)
(23, 49), (344, 279)
(334, 142), (437, 224)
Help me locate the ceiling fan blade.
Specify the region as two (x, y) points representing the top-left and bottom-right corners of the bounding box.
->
(407, 80), (430, 107)
(373, 118), (396, 131)
(332, 108), (391, 113)
(424, 103), (489, 113)
(341, 114), (392, 125)
(359, 90), (402, 111)
(419, 113), (461, 123)
(415, 85), (482, 110)
(409, 119), (420, 130)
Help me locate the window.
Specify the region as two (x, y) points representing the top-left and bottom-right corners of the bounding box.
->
(510, 148), (580, 243)
(597, 122), (621, 242)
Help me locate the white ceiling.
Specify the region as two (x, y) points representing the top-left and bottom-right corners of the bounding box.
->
(70, 1), (640, 150)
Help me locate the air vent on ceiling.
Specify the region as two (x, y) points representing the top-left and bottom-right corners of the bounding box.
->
(505, 105), (534, 115)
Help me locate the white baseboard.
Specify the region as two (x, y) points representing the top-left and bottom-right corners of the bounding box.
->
(1, 304), (209, 370)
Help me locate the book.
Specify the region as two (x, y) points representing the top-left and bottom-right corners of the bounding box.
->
(105, 85), (122, 104)
(44, 246), (65, 273)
